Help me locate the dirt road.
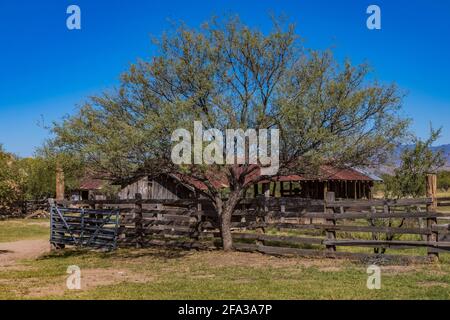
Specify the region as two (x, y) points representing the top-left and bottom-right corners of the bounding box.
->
(0, 240), (50, 267)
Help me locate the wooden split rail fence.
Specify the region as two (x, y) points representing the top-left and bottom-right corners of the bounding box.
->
(52, 193), (450, 262)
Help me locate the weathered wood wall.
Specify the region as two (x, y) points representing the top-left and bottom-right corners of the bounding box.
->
(117, 175), (195, 200)
(118, 176), (150, 199)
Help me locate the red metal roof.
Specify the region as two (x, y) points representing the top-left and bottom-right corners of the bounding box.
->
(173, 165), (373, 190)
(172, 172), (228, 191)
(316, 165), (373, 181)
(246, 165), (374, 185)
(78, 178), (106, 190)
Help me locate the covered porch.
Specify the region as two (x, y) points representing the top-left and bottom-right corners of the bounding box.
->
(252, 178), (374, 200)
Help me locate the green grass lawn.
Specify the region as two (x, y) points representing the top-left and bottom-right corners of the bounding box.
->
(0, 219), (49, 242)
(438, 190), (450, 197)
(1, 219), (450, 299)
(1, 246), (449, 299)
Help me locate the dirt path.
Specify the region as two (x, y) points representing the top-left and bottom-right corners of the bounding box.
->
(0, 240), (50, 267)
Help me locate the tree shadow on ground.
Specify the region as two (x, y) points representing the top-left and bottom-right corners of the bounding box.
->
(36, 246), (197, 261)
(109, 247), (196, 260)
(37, 248), (91, 260)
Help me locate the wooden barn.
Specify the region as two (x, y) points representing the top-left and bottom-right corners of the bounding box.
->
(69, 178), (108, 201)
(114, 166), (380, 201)
(116, 174), (201, 200)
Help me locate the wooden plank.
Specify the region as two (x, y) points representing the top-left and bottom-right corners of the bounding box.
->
(142, 214), (195, 221)
(143, 225), (196, 233)
(230, 234), (450, 250)
(57, 208), (119, 215)
(51, 224), (117, 234)
(61, 197), (324, 208)
(438, 202), (450, 207)
(233, 243), (430, 263)
(323, 239), (450, 249)
(326, 198), (432, 208)
(141, 210), (194, 216)
(231, 233), (323, 245)
(270, 223), (433, 235)
(139, 239), (214, 250)
(56, 197), (436, 211)
(145, 215), (194, 222)
(268, 210), (450, 220)
(56, 198), (199, 206)
(52, 217), (116, 224)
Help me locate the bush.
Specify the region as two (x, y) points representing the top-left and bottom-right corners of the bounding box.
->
(0, 145), (25, 208)
(0, 144), (85, 210)
(438, 171), (450, 192)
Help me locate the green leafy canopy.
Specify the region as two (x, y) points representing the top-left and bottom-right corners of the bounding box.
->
(51, 15), (410, 198)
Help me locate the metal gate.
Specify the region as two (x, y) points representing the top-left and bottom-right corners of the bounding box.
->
(50, 206), (120, 250)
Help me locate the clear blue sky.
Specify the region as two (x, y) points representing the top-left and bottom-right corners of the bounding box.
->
(0, 0), (449, 156)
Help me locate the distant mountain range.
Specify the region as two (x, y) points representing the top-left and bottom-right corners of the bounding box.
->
(370, 144), (450, 176)
(430, 144), (450, 164)
(403, 144), (450, 169)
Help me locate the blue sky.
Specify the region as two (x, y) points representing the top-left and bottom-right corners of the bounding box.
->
(0, 0), (449, 156)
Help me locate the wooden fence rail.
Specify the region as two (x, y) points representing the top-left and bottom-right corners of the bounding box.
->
(438, 197), (450, 207)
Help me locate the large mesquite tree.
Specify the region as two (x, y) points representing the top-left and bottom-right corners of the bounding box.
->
(52, 17), (409, 250)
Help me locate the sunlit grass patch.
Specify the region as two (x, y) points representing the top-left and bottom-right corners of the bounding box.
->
(0, 219), (49, 242)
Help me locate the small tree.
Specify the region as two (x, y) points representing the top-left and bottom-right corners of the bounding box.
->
(0, 145), (23, 209)
(374, 129), (445, 254)
(0, 143), (85, 205)
(438, 171), (450, 192)
(16, 156), (83, 200)
(384, 128), (445, 199)
(25, 144), (85, 199)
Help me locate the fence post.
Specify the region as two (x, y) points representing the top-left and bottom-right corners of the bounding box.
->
(262, 183), (270, 198)
(325, 191), (336, 252)
(255, 197), (269, 246)
(261, 195), (270, 228)
(369, 206), (380, 254)
(195, 201), (202, 241)
(134, 193), (143, 248)
(426, 173), (439, 261)
(280, 199), (286, 224)
(21, 200), (27, 215)
(87, 199), (97, 234)
(254, 184), (259, 197)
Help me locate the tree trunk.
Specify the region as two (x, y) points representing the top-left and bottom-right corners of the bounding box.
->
(217, 189), (242, 251)
(221, 206), (233, 251)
